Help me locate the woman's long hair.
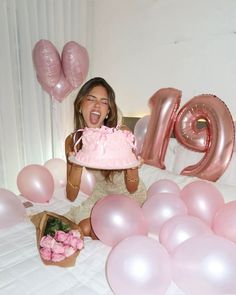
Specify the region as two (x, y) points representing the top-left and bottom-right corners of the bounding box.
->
(73, 77), (119, 181)
(74, 77), (117, 130)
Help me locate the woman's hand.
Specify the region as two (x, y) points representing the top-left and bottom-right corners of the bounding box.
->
(129, 157), (144, 170)
(124, 167), (139, 193)
(138, 157), (144, 168)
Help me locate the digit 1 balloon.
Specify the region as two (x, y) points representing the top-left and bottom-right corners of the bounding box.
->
(141, 88), (181, 169)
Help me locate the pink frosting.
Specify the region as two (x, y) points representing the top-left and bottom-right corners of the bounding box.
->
(73, 126), (140, 169)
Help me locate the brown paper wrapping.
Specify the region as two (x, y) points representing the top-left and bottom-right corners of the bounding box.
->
(31, 211), (83, 267)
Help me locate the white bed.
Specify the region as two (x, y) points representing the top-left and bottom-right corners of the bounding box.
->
(1, 138), (236, 295)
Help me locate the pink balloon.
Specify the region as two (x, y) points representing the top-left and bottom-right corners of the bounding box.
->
(159, 215), (212, 254)
(174, 94), (234, 181)
(107, 235), (171, 295)
(172, 235), (236, 294)
(180, 180), (224, 226)
(91, 194), (148, 246)
(133, 115), (150, 155)
(32, 39), (89, 101)
(213, 201), (236, 243)
(147, 179), (181, 198)
(38, 72), (74, 102)
(80, 168), (96, 196)
(17, 164), (54, 203)
(142, 193), (188, 235)
(62, 41), (89, 88)
(234, 121), (236, 152)
(32, 39), (61, 89)
(50, 72), (74, 102)
(0, 188), (26, 228)
(141, 88), (181, 169)
(44, 158), (66, 189)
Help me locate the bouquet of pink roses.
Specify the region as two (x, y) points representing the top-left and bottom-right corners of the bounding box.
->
(31, 211), (84, 267)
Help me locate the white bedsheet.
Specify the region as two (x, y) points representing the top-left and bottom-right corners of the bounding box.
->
(1, 164), (236, 295)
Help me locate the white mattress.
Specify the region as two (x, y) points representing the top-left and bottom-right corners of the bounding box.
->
(1, 164), (236, 295)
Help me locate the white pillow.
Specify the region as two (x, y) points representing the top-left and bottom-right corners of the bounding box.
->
(168, 138), (236, 187)
(171, 141), (202, 174)
(216, 153), (236, 186)
(140, 164), (236, 203)
(164, 138), (178, 172)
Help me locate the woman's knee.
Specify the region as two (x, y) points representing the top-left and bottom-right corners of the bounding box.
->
(79, 218), (98, 240)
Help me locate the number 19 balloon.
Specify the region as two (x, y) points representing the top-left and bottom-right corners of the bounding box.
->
(140, 90), (234, 182)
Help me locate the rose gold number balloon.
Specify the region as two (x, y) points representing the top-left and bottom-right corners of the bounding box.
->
(141, 88), (182, 169)
(174, 94), (234, 181)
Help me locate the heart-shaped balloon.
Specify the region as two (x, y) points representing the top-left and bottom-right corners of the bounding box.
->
(62, 41), (89, 88)
(32, 40), (61, 89)
(32, 39), (89, 102)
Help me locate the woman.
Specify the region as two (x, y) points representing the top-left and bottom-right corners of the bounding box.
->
(65, 77), (146, 238)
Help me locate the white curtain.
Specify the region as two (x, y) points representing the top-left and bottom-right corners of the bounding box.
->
(0, 0), (92, 194)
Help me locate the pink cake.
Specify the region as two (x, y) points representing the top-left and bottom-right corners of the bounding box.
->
(69, 126), (140, 169)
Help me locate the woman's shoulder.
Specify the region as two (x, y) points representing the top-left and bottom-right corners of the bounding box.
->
(65, 132), (75, 145)
(65, 131), (78, 154)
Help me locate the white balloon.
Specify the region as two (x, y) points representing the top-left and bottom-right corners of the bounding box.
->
(44, 158), (67, 189)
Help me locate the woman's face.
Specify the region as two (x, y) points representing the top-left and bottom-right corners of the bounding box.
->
(80, 85), (110, 128)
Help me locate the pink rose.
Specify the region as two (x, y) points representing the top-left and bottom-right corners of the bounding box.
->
(40, 247), (52, 261)
(64, 234), (73, 246)
(76, 239), (84, 250)
(64, 245), (76, 257)
(55, 230), (69, 242)
(51, 241), (65, 254)
(69, 237), (79, 249)
(40, 235), (55, 249)
(69, 230), (81, 239)
(52, 252), (65, 262)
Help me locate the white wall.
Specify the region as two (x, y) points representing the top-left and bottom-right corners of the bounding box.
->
(1, 0), (236, 193)
(0, 0), (90, 193)
(88, 0), (236, 118)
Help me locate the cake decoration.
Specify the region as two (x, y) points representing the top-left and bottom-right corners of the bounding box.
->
(68, 126), (141, 170)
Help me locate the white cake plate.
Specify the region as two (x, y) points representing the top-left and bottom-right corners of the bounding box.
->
(68, 155), (141, 170)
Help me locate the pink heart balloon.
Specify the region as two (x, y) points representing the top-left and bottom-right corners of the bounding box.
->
(32, 40), (61, 89)
(62, 41), (89, 88)
(37, 71), (74, 102)
(32, 39), (89, 102)
(50, 72), (74, 102)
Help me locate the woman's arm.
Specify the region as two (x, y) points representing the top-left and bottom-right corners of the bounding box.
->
(120, 125), (140, 193)
(65, 134), (83, 201)
(124, 167), (139, 193)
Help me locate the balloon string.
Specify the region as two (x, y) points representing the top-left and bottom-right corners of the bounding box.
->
(50, 96), (55, 158)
